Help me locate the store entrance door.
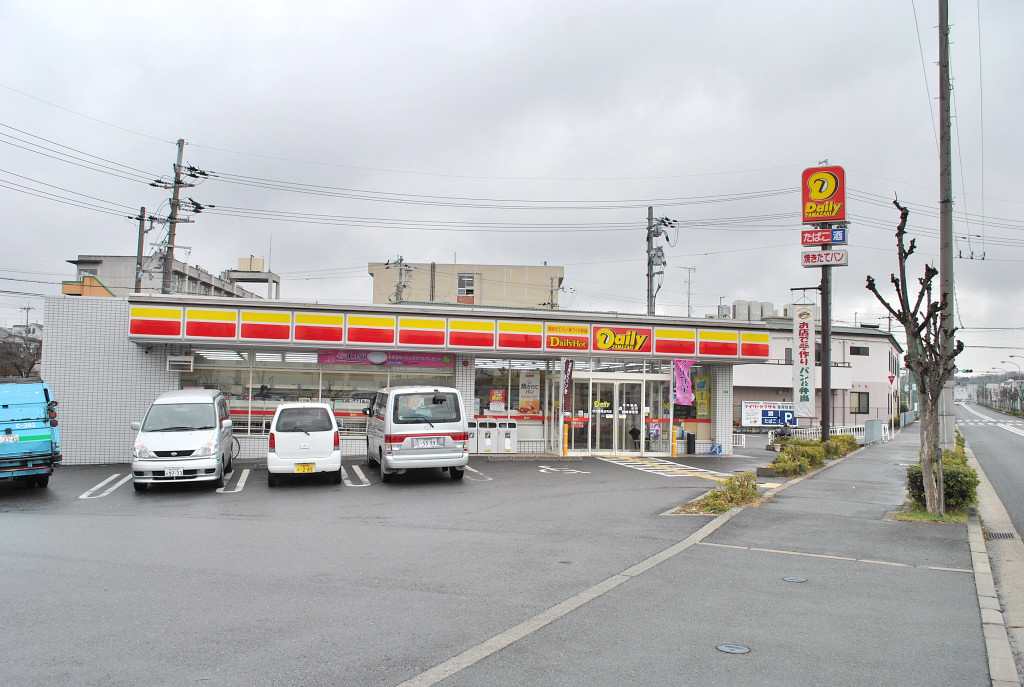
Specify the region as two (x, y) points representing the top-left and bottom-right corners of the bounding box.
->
(590, 382), (615, 452)
(616, 382), (643, 452)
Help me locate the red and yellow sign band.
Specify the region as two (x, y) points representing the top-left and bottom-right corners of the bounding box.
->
(698, 330), (739, 356)
(497, 321), (543, 350)
(449, 319), (495, 348)
(129, 306), (183, 337)
(347, 315), (395, 345)
(185, 308), (237, 339)
(397, 317), (446, 347)
(654, 328), (696, 355)
(740, 331), (770, 358)
(293, 312), (344, 343)
(240, 311), (291, 341)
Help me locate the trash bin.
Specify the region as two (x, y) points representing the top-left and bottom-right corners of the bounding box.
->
(685, 431), (696, 455)
(467, 420), (478, 454)
(478, 420), (498, 453)
(498, 420), (517, 453)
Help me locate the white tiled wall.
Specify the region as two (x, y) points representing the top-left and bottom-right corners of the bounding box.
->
(711, 364), (734, 455)
(42, 297), (179, 465)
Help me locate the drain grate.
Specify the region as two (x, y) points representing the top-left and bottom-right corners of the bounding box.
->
(984, 531), (1017, 540)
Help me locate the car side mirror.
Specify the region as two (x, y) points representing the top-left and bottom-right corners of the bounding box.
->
(222, 419), (232, 429)
(362, 407), (371, 416)
(264, 420), (272, 430)
(131, 421), (141, 431)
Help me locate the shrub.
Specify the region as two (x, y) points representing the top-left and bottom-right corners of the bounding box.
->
(906, 460), (979, 511)
(823, 434), (858, 459)
(698, 472), (760, 513)
(770, 453), (804, 477)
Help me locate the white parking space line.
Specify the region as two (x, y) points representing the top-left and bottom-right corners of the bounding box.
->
(342, 465), (371, 487)
(216, 469), (249, 493)
(465, 466), (492, 481)
(79, 473), (132, 499)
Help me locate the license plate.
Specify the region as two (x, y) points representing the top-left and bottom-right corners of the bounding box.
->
(0, 435), (19, 443)
(165, 467), (184, 477)
(295, 463), (315, 473)
(416, 438), (439, 448)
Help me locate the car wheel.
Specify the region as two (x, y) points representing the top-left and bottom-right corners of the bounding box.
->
(133, 482), (147, 492)
(225, 454), (233, 474)
(379, 451), (393, 483)
(450, 467), (465, 481)
(214, 461), (227, 488)
(332, 466), (342, 485)
(268, 472), (277, 487)
(366, 440), (377, 467)
(35, 474), (50, 488)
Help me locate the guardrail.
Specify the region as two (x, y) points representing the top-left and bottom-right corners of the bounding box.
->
(767, 424), (867, 445)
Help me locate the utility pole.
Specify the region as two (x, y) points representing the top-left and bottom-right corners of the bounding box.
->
(157, 139), (193, 295)
(938, 0), (956, 449)
(679, 266), (696, 317)
(646, 207), (676, 316)
(134, 206), (146, 293)
(387, 256), (412, 303)
(20, 305), (33, 330)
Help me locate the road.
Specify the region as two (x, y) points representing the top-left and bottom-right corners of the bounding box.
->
(955, 402), (1024, 537)
(1, 452), (755, 687)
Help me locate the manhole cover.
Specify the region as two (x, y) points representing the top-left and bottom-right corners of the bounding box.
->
(717, 644), (750, 654)
(985, 532), (1017, 540)
(783, 576), (807, 583)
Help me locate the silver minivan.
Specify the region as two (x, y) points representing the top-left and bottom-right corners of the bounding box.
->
(131, 389), (233, 491)
(363, 386), (469, 482)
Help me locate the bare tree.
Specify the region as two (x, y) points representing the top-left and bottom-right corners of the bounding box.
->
(0, 332), (41, 378)
(866, 199), (963, 515)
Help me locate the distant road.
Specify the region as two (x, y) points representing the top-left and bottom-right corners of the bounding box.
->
(956, 402), (1024, 536)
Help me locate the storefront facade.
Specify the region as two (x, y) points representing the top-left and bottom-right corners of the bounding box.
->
(43, 294), (772, 464)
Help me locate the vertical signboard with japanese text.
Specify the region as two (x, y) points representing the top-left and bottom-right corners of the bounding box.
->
(793, 304), (815, 417)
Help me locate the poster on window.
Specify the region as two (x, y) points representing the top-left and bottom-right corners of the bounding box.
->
(694, 377), (710, 419)
(518, 371), (541, 414)
(489, 388), (506, 412)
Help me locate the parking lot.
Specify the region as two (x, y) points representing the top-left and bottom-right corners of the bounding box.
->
(1, 451), (772, 687)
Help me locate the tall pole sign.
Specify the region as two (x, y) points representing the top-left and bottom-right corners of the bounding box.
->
(800, 165), (849, 442)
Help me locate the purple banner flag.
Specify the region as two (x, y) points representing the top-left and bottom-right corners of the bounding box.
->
(674, 359), (695, 405)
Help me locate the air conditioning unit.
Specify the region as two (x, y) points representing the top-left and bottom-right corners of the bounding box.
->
(167, 355), (194, 372)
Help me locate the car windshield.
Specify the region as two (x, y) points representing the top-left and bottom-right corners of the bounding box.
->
(275, 407), (334, 433)
(393, 392), (461, 424)
(142, 403), (217, 431)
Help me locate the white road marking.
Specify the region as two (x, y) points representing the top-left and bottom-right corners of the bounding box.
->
(342, 465), (371, 487)
(997, 423), (1024, 438)
(538, 465), (590, 474)
(595, 455), (729, 480)
(79, 473), (132, 499)
(216, 469), (249, 493)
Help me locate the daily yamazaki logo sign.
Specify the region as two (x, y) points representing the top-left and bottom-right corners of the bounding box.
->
(593, 327), (652, 352)
(801, 165), (846, 224)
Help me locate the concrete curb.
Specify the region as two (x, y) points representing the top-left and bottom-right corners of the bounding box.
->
(965, 441), (1024, 686)
(968, 511), (1021, 686)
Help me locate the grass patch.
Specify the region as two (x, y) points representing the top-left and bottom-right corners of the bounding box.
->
(672, 472), (760, 514)
(893, 501), (968, 524)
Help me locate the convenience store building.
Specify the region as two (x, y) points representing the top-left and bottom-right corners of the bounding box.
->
(42, 294), (774, 464)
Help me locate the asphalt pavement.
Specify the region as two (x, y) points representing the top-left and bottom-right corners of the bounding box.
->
(399, 426), (1021, 687)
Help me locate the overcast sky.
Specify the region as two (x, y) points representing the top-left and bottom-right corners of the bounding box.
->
(1, 1), (1020, 375)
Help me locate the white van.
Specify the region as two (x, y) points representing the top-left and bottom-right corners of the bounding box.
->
(131, 389), (233, 492)
(363, 386), (469, 481)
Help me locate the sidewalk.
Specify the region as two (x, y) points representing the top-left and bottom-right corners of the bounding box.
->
(735, 427), (1020, 686)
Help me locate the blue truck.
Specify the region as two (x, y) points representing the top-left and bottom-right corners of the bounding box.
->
(0, 379), (62, 488)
